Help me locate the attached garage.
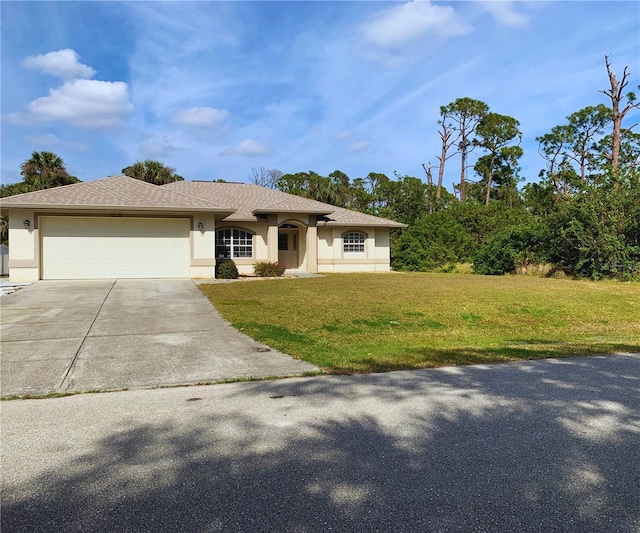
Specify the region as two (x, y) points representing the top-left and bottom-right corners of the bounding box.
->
(40, 216), (190, 279)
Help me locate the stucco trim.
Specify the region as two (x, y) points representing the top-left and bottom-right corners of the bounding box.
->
(318, 258), (388, 265)
(8, 259), (39, 268)
(190, 258), (216, 267)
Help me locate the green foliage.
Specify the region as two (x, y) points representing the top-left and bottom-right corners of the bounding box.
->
(1, 151), (79, 199)
(392, 201), (533, 271)
(19, 151), (79, 190)
(392, 212), (473, 271)
(472, 112), (523, 205)
(1, 151), (80, 244)
(276, 170), (439, 225)
(254, 261), (286, 277)
(473, 223), (548, 275)
(121, 160), (184, 184)
(217, 260), (239, 279)
(276, 171), (341, 205)
(545, 170), (640, 280)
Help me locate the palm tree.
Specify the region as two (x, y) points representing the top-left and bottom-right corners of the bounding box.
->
(20, 151), (79, 190)
(121, 160), (184, 184)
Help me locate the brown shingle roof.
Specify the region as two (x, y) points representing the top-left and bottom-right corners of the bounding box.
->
(1, 176), (406, 227)
(0, 175), (233, 213)
(164, 181), (406, 227)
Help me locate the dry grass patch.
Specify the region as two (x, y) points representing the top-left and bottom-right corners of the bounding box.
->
(199, 273), (640, 373)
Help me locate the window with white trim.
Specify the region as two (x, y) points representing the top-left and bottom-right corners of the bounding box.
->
(343, 231), (366, 253)
(216, 228), (253, 259)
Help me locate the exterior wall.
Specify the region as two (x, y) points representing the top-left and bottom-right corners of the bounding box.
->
(317, 226), (392, 273)
(8, 210), (40, 282)
(215, 221), (269, 275)
(190, 214), (217, 278)
(8, 210), (221, 281)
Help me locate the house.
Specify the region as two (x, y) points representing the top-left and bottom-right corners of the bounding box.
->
(0, 175), (406, 281)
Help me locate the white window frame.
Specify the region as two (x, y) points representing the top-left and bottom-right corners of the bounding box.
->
(216, 228), (254, 259)
(342, 231), (367, 254)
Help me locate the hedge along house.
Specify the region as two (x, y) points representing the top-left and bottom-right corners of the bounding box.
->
(1, 175), (406, 281)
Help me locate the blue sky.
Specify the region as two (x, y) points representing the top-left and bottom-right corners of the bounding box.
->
(1, 1), (638, 193)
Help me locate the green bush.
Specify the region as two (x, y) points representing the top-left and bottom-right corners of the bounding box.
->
(473, 223), (548, 275)
(254, 261), (286, 277)
(392, 201), (533, 272)
(217, 259), (239, 279)
(545, 171), (640, 280)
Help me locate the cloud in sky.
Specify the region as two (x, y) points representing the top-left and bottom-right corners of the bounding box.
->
(24, 49), (96, 80)
(349, 141), (369, 154)
(25, 133), (90, 153)
(26, 79), (134, 129)
(361, 1), (471, 47)
(139, 139), (178, 158)
(0, 1), (638, 189)
(220, 139), (271, 157)
(479, 1), (530, 27)
(173, 107), (229, 129)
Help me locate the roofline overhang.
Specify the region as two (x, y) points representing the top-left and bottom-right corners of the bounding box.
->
(320, 221), (408, 228)
(0, 204), (235, 215)
(252, 208), (334, 216)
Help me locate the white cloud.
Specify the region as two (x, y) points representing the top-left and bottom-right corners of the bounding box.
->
(479, 1), (530, 27)
(219, 139), (271, 157)
(24, 49), (96, 80)
(25, 133), (90, 152)
(349, 141), (369, 154)
(173, 106), (229, 128)
(334, 130), (354, 142)
(139, 140), (178, 157)
(2, 112), (32, 126)
(26, 79), (134, 129)
(361, 1), (471, 48)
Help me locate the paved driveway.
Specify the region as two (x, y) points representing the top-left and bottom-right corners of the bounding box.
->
(0, 280), (317, 397)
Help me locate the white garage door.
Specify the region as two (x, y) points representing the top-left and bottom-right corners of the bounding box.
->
(41, 217), (190, 279)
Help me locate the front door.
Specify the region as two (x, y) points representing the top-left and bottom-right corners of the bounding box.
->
(278, 225), (299, 268)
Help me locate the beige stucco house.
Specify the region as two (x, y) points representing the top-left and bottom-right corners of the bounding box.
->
(0, 175), (406, 282)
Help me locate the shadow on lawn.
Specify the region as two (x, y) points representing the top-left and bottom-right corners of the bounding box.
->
(4, 355), (639, 532)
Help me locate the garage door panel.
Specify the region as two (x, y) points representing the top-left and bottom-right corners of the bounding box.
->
(41, 217), (190, 279)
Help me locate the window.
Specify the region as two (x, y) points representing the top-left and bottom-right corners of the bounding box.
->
(343, 231), (366, 253)
(216, 228), (253, 259)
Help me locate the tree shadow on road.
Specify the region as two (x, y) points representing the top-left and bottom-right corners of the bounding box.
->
(3, 355), (639, 532)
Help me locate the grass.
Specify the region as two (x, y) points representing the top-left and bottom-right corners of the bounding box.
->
(199, 272), (640, 374)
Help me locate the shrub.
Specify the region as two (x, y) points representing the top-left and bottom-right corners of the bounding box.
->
(217, 259), (239, 279)
(473, 223), (548, 275)
(254, 261), (286, 277)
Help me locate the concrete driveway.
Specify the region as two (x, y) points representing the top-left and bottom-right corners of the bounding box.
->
(0, 279), (317, 397)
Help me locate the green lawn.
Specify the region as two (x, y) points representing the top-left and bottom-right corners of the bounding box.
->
(199, 273), (640, 373)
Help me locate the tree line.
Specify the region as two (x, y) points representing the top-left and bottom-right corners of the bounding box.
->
(2, 56), (638, 279)
(0, 157), (184, 243)
(253, 55), (640, 280)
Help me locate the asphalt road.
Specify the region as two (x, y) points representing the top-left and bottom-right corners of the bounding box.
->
(2, 354), (639, 532)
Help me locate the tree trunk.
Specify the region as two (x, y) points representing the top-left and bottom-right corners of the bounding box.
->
(600, 55), (639, 171)
(459, 137), (468, 203)
(484, 154), (495, 206)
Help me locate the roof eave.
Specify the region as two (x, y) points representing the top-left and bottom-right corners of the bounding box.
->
(322, 221), (408, 228)
(0, 203), (236, 215)
(252, 208), (334, 215)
